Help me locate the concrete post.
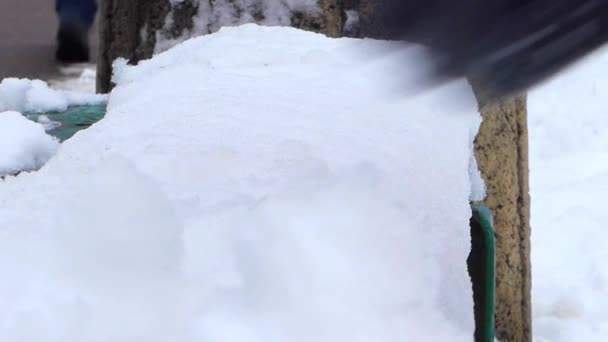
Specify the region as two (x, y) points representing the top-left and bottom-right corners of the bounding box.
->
(471, 93), (532, 342)
(97, 0), (174, 93)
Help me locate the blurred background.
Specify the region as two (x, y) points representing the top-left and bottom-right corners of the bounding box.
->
(0, 0), (97, 80)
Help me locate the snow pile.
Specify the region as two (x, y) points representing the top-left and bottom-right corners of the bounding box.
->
(49, 65), (98, 93)
(0, 25), (481, 341)
(529, 47), (608, 341)
(0, 78), (105, 113)
(0, 111), (59, 177)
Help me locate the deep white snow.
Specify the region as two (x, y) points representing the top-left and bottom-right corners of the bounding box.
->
(0, 25), (481, 342)
(528, 47), (608, 342)
(0, 111), (60, 177)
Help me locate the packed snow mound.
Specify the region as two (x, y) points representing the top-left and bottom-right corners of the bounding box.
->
(0, 78), (106, 113)
(0, 111), (60, 177)
(0, 24), (481, 341)
(529, 47), (608, 342)
(49, 65), (98, 93)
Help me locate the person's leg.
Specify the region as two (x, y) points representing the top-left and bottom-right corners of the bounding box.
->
(55, 0), (98, 63)
(56, 0), (97, 28)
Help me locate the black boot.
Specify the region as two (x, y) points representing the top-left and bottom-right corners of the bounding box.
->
(56, 18), (90, 63)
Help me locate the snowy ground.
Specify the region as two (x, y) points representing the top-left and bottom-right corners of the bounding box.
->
(0, 111), (59, 176)
(1, 23), (607, 342)
(528, 47), (608, 341)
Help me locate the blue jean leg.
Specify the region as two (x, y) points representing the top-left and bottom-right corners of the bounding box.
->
(55, 0), (97, 28)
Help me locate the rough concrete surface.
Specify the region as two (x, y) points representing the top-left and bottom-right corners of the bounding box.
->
(473, 95), (532, 342)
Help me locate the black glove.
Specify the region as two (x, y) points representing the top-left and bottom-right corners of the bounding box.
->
(375, 0), (608, 98)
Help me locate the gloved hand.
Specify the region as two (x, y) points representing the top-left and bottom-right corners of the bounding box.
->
(375, 0), (608, 99)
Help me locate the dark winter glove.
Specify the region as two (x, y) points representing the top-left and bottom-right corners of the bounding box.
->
(376, 0), (608, 99)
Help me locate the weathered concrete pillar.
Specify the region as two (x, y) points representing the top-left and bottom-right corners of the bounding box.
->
(97, 0), (174, 93)
(96, 0), (344, 93)
(471, 93), (532, 342)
